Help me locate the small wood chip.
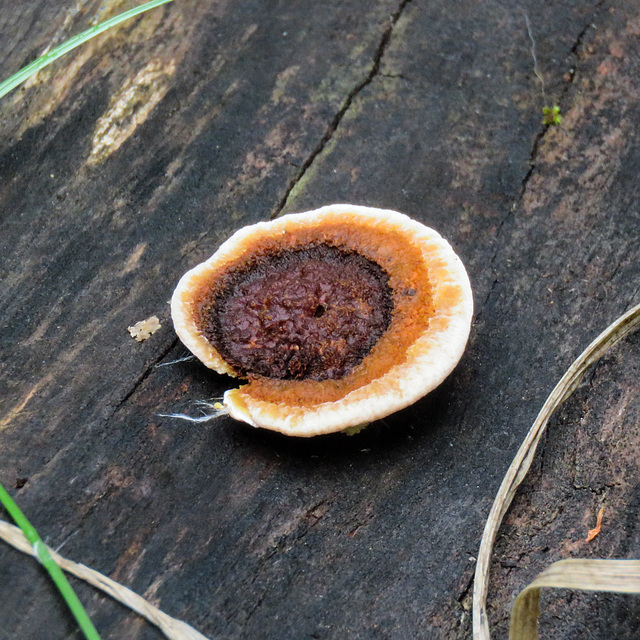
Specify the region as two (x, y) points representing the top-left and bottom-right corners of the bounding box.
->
(128, 316), (161, 342)
(586, 506), (605, 542)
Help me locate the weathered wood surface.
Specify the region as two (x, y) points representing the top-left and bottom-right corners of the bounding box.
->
(489, 333), (640, 638)
(0, 1), (638, 638)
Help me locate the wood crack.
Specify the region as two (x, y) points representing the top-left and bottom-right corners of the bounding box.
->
(271, 0), (414, 218)
(519, 2), (605, 199)
(108, 337), (181, 419)
(480, 3), (608, 314)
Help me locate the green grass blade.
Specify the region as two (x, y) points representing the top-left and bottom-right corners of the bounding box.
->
(0, 1), (173, 636)
(0, 483), (102, 640)
(0, 0), (173, 100)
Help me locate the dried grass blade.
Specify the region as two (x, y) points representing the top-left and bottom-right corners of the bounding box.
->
(509, 559), (640, 640)
(472, 301), (640, 640)
(0, 484), (101, 640)
(0, 520), (211, 640)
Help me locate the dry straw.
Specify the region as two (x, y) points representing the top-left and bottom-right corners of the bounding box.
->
(509, 559), (640, 640)
(0, 519), (211, 640)
(473, 301), (640, 640)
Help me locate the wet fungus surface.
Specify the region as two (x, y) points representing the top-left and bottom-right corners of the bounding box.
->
(198, 245), (393, 381)
(171, 205), (473, 436)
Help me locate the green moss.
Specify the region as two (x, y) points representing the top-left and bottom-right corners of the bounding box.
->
(343, 422), (370, 436)
(542, 105), (562, 126)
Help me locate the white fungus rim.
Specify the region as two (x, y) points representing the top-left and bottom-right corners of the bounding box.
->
(171, 204), (473, 437)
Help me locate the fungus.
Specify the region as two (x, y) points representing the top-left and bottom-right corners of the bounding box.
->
(171, 204), (473, 437)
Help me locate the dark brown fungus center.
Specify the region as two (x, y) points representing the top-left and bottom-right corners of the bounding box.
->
(200, 245), (394, 381)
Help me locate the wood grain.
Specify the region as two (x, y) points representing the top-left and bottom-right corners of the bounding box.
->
(0, 1), (638, 638)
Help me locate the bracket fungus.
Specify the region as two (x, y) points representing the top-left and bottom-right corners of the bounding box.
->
(171, 204), (473, 437)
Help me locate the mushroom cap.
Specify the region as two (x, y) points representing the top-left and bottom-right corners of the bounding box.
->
(171, 204), (473, 437)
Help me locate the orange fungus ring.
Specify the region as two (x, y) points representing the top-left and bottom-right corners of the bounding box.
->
(171, 204), (473, 437)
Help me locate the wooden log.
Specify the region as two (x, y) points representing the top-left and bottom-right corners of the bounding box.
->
(0, 1), (638, 638)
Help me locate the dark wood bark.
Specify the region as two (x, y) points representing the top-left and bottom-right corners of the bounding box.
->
(0, 1), (638, 638)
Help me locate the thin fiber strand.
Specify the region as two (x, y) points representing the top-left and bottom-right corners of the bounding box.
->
(158, 400), (229, 423)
